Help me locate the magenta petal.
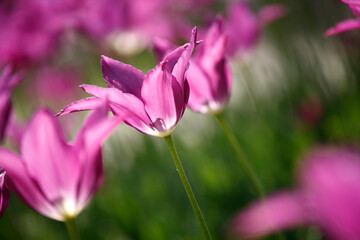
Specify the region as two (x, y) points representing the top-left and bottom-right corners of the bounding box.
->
(0, 95), (11, 141)
(230, 193), (307, 239)
(0, 67), (23, 141)
(187, 17), (232, 114)
(56, 97), (105, 116)
(0, 169), (10, 218)
(170, 27), (197, 87)
(0, 148), (63, 220)
(80, 84), (155, 135)
(187, 61), (215, 113)
(20, 109), (79, 204)
(202, 16), (225, 50)
(258, 4), (287, 27)
(0, 66), (24, 91)
(226, 1), (260, 54)
(301, 148), (360, 239)
(74, 102), (123, 207)
(199, 35), (231, 103)
(142, 63), (184, 136)
(101, 55), (145, 98)
(325, 19), (360, 36)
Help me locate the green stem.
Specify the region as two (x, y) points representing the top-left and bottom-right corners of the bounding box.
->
(214, 112), (265, 199)
(164, 134), (212, 240)
(65, 218), (81, 240)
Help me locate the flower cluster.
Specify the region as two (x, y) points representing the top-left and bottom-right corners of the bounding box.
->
(1, 1), (360, 240)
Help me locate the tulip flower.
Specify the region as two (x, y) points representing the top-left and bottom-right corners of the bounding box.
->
(326, 0), (360, 36)
(0, 102), (122, 222)
(58, 27), (197, 137)
(0, 169), (10, 219)
(58, 28), (213, 239)
(153, 17), (231, 114)
(186, 16), (232, 114)
(0, 66), (23, 142)
(230, 147), (360, 240)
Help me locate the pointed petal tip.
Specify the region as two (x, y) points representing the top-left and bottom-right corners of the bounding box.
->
(100, 55), (108, 64)
(325, 28), (337, 37)
(191, 27), (198, 42)
(54, 111), (62, 117)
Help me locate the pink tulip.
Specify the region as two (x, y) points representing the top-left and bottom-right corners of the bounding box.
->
(0, 1), (62, 67)
(0, 66), (23, 142)
(326, 0), (360, 36)
(0, 102), (122, 221)
(0, 169), (10, 219)
(230, 147), (360, 240)
(28, 67), (82, 105)
(186, 16), (232, 114)
(226, 1), (287, 56)
(58, 28), (197, 137)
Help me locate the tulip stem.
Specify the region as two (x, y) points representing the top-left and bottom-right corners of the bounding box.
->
(164, 134), (212, 240)
(65, 218), (81, 240)
(214, 113), (265, 199)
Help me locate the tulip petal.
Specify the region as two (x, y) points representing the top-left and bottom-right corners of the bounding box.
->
(0, 66), (24, 91)
(199, 34), (231, 105)
(141, 62), (184, 136)
(301, 148), (360, 239)
(0, 169), (10, 218)
(187, 61), (215, 113)
(169, 27), (197, 86)
(0, 94), (11, 141)
(55, 97), (105, 116)
(101, 55), (145, 98)
(0, 148), (63, 220)
(74, 102), (123, 208)
(80, 84), (156, 135)
(20, 109), (79, 205)
(258, 4), (287, 27)
(187, 17), (231, 113)
(325, 19), (360, 36)
(230, 192), (307, 239)
(226, 1), (260, 54)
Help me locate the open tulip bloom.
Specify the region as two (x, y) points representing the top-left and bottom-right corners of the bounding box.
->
(326, 0), (360, 36)
(230, 147), (360, 240)
(58, 27), (197, 137)
(0, 102), (123, 222)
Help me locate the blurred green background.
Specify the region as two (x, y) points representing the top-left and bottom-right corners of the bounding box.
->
(2, 0), (360, 239)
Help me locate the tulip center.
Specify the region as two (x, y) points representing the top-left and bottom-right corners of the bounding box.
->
(151, 118), (173, 137)
(59, 198), (78, 221)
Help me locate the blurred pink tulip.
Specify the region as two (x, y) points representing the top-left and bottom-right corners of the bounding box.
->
(326, 0), (360, 36)
(226, 1), (287, 56)
(58, 28), (197, 137)
(230, 147), (360, 240)
(0, 66), (23, 142)
(0, 0), (63, 67)
(186, 16), (232, 114)
(0, 103), (122, 221)
(0, 169), (10, 219)
(29, 67), (82, 105)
